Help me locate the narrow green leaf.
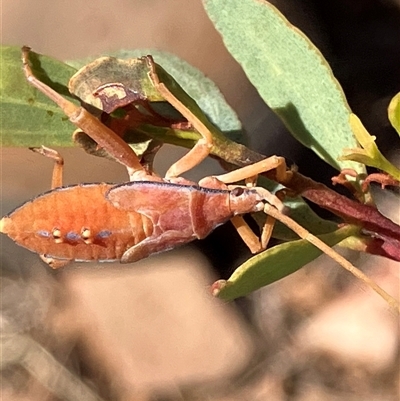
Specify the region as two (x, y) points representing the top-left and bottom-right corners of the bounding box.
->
(388, 92), (400, 136)
(214, 226), (359, 301)
(341, 114), (400, 180)
(1, 46), (77, 146)
(203, 0), (364, 174)
(213, 225), (359, 301)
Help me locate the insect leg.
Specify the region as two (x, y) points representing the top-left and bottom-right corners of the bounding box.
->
(230, 215), (263, 254)
(27, 146), (71, 268)
(214, 156), (288, 184)
(200, 157), (289, 253)
(30, 146), (64, 188)
(260, 214), (276, 250)
(39, 255), (70, 269)
(263, 203), (400, 314)
(147, 57), (213, 179)
(230, 213), (276, 253)
(229, 204), (275, 253)
(197, 176), (278, 252)
(215, 156), (289, 250)
(22, 47), (145, 176)
(120, 231), (194, 263)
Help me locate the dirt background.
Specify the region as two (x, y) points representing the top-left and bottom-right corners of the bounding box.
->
(1, 1), (400, 400)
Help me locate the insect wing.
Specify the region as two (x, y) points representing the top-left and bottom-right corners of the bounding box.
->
(106, 181), (199, 215)
(107, 180), (234, 240)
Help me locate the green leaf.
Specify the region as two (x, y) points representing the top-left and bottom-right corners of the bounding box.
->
(152, 60), (242, 146)
(0, 46), (264, 177)
(203, 0), (364, 174)
(340, 114), (400, 180)
(388, 92), (400, 136)
(1, 46), (78, 146)
(2, 45), (245, 150)
(213, 225), (358, 301)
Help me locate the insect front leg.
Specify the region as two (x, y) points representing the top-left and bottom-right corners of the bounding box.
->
(22, 47), (145, 178)
(199, 156), (289, 252)
(221, 200), (277, 254)
(229, 215), (265, 254)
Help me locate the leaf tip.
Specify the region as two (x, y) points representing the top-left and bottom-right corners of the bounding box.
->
(210, 279), (227, 298)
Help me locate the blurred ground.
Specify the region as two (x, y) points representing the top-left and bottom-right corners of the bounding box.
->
(1, 1), (400, 400)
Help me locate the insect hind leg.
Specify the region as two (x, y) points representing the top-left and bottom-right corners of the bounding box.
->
(22, 46), (144, 176)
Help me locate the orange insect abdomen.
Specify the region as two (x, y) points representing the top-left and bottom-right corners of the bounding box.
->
(0, 183), (152, 262)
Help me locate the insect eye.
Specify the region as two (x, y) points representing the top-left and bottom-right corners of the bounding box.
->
(231, 187), (245, 197)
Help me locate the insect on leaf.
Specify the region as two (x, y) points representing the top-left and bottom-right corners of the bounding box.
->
(69, 50), (339, 241)
(203, 0), (365, 174)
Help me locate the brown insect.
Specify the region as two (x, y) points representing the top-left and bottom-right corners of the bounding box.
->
(0, 47), (288, 268)
(2, 48), (398, 313)
(1, 145), (288, 267)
